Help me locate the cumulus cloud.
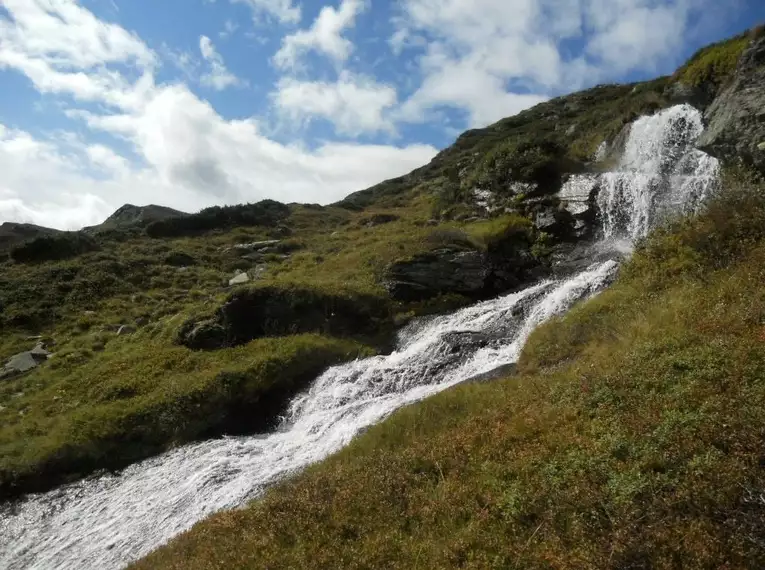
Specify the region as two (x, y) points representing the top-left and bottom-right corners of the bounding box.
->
(0, 0), (437, 230)
(199, 35), (242, 90)
(273, 0), (367, 69)
(392, 0), (723, 127)
(273, 72), (398, 136)
(231, 0), (302, 25)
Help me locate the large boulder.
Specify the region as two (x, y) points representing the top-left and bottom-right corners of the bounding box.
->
(384, 248), (490, 301)
(177, 286), (392, 350)
(0, 343), (52, 380)
(697, 34), (765, 176)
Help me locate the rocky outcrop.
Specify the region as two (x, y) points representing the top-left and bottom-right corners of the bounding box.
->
(385, 248), (490, 301)
(385, 229), (543, 302)
(556, 175), (600, 238)
(178, 286), (393, 350)
(697, 35), (765, 176)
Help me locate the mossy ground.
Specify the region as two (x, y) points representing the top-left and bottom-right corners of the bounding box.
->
(0, 191), (525, 497)
(135, 171), (765, 569)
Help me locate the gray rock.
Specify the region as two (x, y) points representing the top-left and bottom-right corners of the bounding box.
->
(663, 81), (712, 109)
(534, 210), (558, 232)
(697, 35), (765, 176)
(223, 240), (281, 254)
(557, 174), (599, 217)
(229, 271), (251, 286)
(385, 248), (490, 301)
(1, 343), (52, 380)
(117, 325), (137, 336)
(465, 364), (518, 384)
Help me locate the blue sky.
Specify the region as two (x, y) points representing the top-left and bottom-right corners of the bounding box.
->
(0, 0), (763, 229)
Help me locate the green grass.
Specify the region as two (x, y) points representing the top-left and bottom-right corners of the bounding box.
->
(0, 332), (370, 498)
(134, 173), (765, 569)
(673, 32), (751, 89)
(0, 193), (501, 498)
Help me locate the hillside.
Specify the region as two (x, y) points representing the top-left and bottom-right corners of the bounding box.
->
(1, 25), (764, 569)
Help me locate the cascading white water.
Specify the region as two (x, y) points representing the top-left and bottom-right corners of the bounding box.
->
(597, 104), (720, 241)
(0, 105), (720, 570)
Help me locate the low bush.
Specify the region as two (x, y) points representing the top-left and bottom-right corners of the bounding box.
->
(147, 200), (291, 238)
(10, 233), (99, 264)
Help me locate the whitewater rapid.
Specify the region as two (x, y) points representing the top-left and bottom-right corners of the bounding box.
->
(0, 104), (720, 569)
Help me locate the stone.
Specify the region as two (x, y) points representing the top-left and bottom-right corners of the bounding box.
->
(557, 174), (599, 217)
(697, 35), (765, 177)
(465, 364), (518, 384)
(223, 240), (281, 254)
(229, 272), (251, 286)
(758, 142), (765, 152)
(177, 319), (227, 351)
(117, 325), (136, 336)
(1, 343), (52, 380)
(385, 248), (490, 301)
(663, 81), (713, 109)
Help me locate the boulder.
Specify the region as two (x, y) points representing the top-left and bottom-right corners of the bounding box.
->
(229, 271), (251, 286)
(177, 319), (227, 351)
(1, 343), (52, 380)
(697, 35), (765, 176)
(663, 81), (713, 109)
(384, 248), (490, 301)
(177, 286), (392, 350)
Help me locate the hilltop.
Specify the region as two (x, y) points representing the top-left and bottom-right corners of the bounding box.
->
(1, 25), (765, 569)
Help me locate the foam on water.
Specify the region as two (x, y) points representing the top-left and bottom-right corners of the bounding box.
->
(0, 105), (720, 569)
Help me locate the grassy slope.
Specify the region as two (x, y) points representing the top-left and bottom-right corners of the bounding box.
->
(0, 192), (534, 497)
(135, 172), (765, 569)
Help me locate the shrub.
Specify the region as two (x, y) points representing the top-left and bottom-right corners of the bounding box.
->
(10, 233), (99, 264)
(674, 33), (750, 89)
(146, 200), (291, 238)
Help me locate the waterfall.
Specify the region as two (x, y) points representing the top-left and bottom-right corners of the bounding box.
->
(597, 104), (720, 241)
(0, 105), (720, 570)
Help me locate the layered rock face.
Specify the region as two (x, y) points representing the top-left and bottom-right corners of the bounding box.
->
(698, 34), (765, 176)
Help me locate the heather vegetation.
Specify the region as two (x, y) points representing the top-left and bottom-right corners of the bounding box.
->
(136, 169), (765, 570)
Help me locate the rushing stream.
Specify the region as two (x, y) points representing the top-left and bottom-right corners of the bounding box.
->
(0, 105), (720, 569)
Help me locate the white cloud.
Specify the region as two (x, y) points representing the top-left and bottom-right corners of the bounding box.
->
(199, 35), (242, 90)
(273, 0), (367, 69)
(392, 0), (721, 127)
(273, 72), (398, 136)
(0, 1), (438, 230)
(232, 0), (301, 25)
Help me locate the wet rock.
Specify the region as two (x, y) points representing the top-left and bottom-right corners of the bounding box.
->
(663, 81), (713, 109)
(441, 331), (492, 354)
(465, 363), (518, 384)
(697, 35), (765, 176)
(385, 248), (490, 301)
